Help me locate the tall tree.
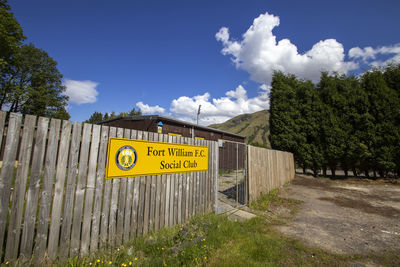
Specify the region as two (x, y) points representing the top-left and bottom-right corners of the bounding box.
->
(318, 73), (347, 177)
(296, 79), (323, 176)
(0, 2), (69, 119)
(269, 71), (303, 167)
(362, 69), (399, 177)
(2, 44), (69, 119)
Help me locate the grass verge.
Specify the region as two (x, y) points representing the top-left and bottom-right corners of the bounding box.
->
(10, 187), (399, 266)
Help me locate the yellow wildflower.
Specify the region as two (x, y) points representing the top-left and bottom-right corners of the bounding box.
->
(109, 261), (112, 265)
(97, 259), (101, 263)
(135, 257), (138, 261)
(5, 262), (9, 265)
(129, 262), (132, 266)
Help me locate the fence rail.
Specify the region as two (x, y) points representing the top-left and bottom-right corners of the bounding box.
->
(247, 145), (295, 203)
(0, 111), (218, 263)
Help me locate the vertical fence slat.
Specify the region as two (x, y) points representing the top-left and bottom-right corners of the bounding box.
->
(123, 129), (135, 244)
(0, 113), (21, 259)
(149, 133), (157, 232)
(59, 122), (82, 258)
(130, 130), (143, 238)
(159, 135), (167, 228)
(33, 118), (61, 260)
(138, 131), (148, 235)
(20, 117), (49, 258)
(115, 128), (129, 245)
(80, 124), (101, 256)
(90, 125), (109, 252)
(47, 120), (72, 260)
(4, 115), (36, 260)
(143, 132), (154, 234)
(109, 128), (124, 246)
(100, 127), (116, 248)
(70, 123), (92, 257)
(172, 136), (179, 225)
(0, 111), (6, 149)
(154, 133), (162, 231)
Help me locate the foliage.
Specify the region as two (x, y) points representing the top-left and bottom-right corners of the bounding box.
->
(0, 1), (69, 119)
(269, 65), (400, 178)
(85, 108), (142, 123)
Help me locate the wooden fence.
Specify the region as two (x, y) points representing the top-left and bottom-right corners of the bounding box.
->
(0, 112), (218, 263)
(247, 146), (295, 203)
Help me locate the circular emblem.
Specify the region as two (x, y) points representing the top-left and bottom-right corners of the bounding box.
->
(115, 145), (137, 171)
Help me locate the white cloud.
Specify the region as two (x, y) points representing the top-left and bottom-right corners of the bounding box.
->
(349, 43), (400, 67)
(136, 101), (165, 114)
(216, 11), (358, 84)
(64, 79), (99, 105)
(168, 85), (269, 125)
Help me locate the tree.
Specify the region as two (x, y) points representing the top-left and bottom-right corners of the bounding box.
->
(269, 71), (304, 168)
(0, 0), (25, 70)
(361, 69), (399, 177)
(296, 79), (324, 176)
(1, 44), (69, 119)
(0, 2), (70, 119)
(85, 111), (103, 124)
(85, 108), (142, 124)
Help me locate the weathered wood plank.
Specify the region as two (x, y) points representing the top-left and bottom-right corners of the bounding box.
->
(90, 125), (109, 253)
(109, 127), (124, 246)
(5, 115), (36, 260)
(115, 128), (129, 245)
(154, 133), (162, 231)
(149, 133), (158, 232)
(0, 113), (22, 259)
(136, 131), (147, 235)
(47, 120), (72, 260)
(20, 117), (49, 259)
(123, 129), (135, 244)
(189, 137), (195, 218)
(59, 122), (83, 258)
(80, 124), (101, 256)
(214, 141), (219, 212)
(99, 127), (116, 248)
(130, 177), (139, 238)
(70, 123), (92, 257)
(33, 118), (61, 261)
(0, 111), (6, 150)
(143, 132), (154, 234)
(172, 136), (179, 225)
(130, 130), (144, 238)
(168, 134), (174, 226)
(159, 135), (167, 229)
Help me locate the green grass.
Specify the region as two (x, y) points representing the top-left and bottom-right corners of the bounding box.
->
(9, 186), (399, 266)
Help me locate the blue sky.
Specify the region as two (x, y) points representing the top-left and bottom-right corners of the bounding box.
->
(10, 0), (400, 124)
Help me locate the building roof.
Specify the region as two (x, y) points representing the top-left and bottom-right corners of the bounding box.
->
(99, 115), (245, 139)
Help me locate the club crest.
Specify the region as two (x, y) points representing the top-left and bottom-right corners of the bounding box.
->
(115, 145), (137, 171)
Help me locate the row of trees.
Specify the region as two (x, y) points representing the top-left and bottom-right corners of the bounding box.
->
(269, 64), (400, 178)
(0, 0), (69, 119)
(85, 108), (142, 124)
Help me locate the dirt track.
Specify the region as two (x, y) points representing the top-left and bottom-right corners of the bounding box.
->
(276, 174), (400, 256)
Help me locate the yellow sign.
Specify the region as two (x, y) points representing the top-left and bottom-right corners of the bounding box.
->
(106, 137), (209, 179)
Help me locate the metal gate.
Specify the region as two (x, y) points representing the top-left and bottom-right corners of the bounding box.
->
(217, 140), (248, 213)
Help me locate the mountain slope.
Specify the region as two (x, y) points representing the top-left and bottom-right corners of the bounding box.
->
(209, 110), (270, 147)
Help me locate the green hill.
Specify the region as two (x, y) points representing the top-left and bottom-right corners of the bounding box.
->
(209, 110), (270, 147)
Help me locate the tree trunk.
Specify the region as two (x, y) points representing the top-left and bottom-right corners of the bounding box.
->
(352, 168), (358, 178)
(344, 169), (348, 178)
(323, 167), (327, 177)
(365, 170), (369, 178)
(331, 167), (336, 178)
(303, 165), (306, 174)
